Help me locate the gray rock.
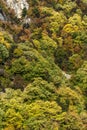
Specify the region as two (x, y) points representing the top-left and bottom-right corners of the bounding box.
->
(6, 0), (29, 18)
(0, 69), (4, 76)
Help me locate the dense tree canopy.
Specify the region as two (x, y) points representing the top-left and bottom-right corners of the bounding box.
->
(0, 0), (87, 129)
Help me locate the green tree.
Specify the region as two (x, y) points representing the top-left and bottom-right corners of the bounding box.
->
(23, 77), (57, 102)
(57, 86), (85, 112)
(0, 44), (9, 62)
(73, 61), (87, 108)
(22, 7), (27, 17)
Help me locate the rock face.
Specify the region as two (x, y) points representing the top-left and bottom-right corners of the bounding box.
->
(0, 8), (6, 21)
(5, 0), (29, 18)
(0, 13), (5, 21)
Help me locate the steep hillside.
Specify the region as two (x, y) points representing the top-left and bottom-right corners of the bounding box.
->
(0, 0), (87, 130)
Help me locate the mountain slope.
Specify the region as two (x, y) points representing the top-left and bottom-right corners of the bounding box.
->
(0, 0), (87, 130)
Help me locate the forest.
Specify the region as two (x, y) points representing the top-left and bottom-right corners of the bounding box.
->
(0, 0), (87, 129)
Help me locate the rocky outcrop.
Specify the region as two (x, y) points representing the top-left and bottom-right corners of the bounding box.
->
(0, 13), (5, 21)
(62, 71), (71, 79)
(5, 0), (29, 18)
(0, 8), (7, 21)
